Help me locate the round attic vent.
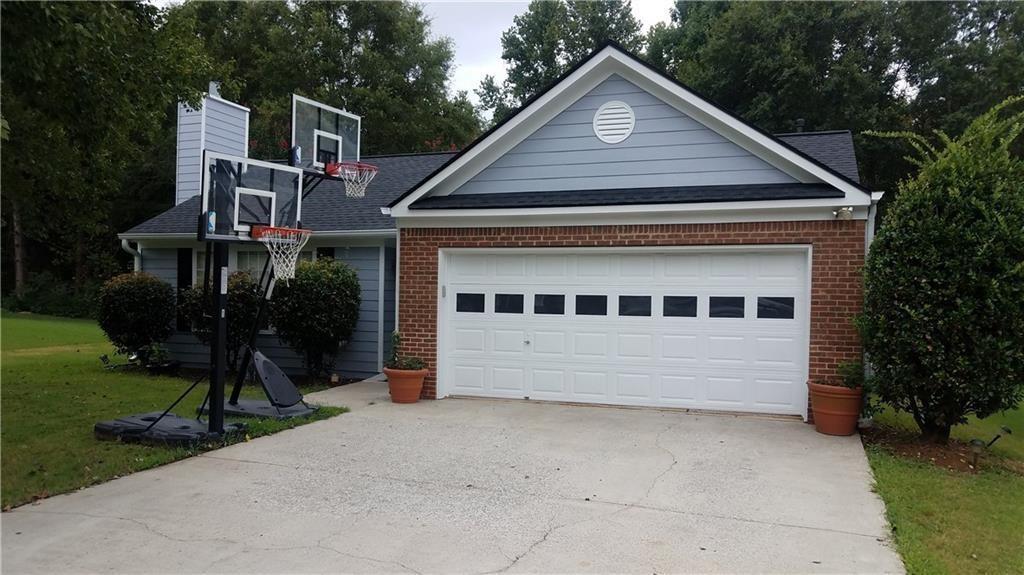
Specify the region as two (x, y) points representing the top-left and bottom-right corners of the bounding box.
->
(592, 101), (636, 144)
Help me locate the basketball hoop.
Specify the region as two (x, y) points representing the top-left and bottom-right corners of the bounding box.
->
(326, 161), (378, 198)
(250, 226), (311, 281)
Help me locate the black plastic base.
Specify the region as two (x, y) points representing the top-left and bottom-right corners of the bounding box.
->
(95, 412), (245, 446)
(200, 398), (317, 420)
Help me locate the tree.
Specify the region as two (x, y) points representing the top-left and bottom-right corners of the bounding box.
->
(646, 1), (911, 192)
(268, 259), (361, 379)
(166, 0), (482, 159)
(476, 0), (644, 123)
(858, 97), (1024, 443)
(0, 2), (211, 295)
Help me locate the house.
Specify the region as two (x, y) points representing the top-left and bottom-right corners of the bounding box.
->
(122, 43), (880, 419)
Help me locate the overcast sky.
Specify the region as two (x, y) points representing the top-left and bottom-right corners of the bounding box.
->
(418, 0), (676, 105)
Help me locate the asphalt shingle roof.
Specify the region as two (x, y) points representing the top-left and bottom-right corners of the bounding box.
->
(122, 130), (861, 236)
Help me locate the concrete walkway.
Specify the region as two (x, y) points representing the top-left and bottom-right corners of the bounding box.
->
(2, 379), (902, 573)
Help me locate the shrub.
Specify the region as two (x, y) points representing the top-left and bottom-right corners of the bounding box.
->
(268, 258), (361, 378)
(177, 271), (262, 371)
(385, 331), (426, 370)
(97, 272), (176, 362)
(859, 97), (1024, 442)
(5, 271), (100, 318)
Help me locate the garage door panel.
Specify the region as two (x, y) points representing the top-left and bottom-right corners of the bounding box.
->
(443, 250), (808, 416)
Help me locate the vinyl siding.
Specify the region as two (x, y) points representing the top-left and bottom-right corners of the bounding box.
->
(140, 243), (386, 379)
(451, 74), (797, 195)
(174, 97), (248, 206)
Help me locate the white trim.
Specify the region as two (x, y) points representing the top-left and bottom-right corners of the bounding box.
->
(312, 129), (344, 168)
(434, 244), (813, 420)
(207, 94), (250, 114)
(118, 229), (397, 242)
(390, 45), (870, 213)
(377, 246), (386, 372)
(233, 187), (276, 232)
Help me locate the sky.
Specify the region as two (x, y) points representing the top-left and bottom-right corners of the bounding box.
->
(418, 0), (676, 105)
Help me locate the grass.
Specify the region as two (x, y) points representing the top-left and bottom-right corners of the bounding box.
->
(866, 405), (1024, 574)
(1, 310), (346, 509)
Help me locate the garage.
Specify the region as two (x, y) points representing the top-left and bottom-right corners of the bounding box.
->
(439, 248), (811, 416)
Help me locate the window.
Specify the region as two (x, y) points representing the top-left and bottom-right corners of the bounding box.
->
(456, 293), (485, 313)
(495, 294), (524, 314)
(575, 295), (607, 316)
(194, 251), (208, 285)
(663, 296), (697, 317)
(709, 296), (745, 318)
(757, 297), (795, 319)
(619, 295), (652, 317)
(534, 294), (565, 315)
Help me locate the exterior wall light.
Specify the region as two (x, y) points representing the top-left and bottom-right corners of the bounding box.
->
(833, 206), (854, 220)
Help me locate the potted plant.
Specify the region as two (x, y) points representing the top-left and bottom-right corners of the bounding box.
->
(808, 361), (864, 436)
(383, 332), (428, 403)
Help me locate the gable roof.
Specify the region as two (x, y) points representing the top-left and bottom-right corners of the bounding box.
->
(121, 152), (455, 238)
(389, 41), (870, 212)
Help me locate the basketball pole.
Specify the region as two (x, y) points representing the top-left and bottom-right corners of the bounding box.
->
(208, 242), (229, 434)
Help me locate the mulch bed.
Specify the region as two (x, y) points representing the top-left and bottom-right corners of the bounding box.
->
(862, 425), (985, 473)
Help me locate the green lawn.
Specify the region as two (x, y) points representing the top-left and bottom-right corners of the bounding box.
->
(867, 407), (1024, 574)
(1, 310), (345, 509)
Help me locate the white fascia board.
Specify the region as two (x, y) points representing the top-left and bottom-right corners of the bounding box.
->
(394, 204), (868, 229)
(390, 45), (870, 215)
(118, 229), (396, 242)
(207, 94), (250, 114)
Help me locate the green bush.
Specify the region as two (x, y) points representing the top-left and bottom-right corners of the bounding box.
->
(268, 259), (361, 378)
(97, 272), (176, 362)
(5, 271), (100, 318)
(859, 97), (1024, 442)
(177, 271), (262, 371)
(385, 331), (426, 370)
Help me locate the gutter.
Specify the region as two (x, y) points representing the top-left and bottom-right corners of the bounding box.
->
(117, 229), (398, 241)
(120, 239), (142, 272)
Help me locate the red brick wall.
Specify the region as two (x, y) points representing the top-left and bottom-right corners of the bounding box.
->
(398, 221), (865, 411)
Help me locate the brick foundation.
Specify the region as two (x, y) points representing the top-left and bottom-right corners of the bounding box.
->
(398, 221), (865, 417)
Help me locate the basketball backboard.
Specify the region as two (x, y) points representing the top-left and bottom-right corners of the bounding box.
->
(290, 94), (361, 171)
(199, 151), (304, 242)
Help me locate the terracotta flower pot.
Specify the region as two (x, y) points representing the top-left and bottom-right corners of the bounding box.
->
(383, 367), (428, 403)
(808, 381), (863, 436)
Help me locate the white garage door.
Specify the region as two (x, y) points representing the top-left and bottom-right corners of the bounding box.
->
(440, 249), (810, 416)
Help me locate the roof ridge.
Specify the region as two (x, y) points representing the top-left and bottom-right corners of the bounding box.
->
(361, 150), (459, 159)
(774, 130), (853, 137)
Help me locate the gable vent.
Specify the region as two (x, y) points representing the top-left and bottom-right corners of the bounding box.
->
(593, 101), (636, 144)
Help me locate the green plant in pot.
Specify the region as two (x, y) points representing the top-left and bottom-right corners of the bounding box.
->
(808, 361), (864, 436)
(383, 332), (428, 403)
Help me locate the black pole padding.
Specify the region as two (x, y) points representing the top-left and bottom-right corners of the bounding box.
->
(229, 255), (274, 404)
(208, 242), (229, 434)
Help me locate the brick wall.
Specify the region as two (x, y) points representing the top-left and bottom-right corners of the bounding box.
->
(398, 221), (866, 412)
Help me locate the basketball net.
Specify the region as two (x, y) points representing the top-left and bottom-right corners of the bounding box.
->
(326, 161), (378, 198)
(250, 226), (311, 281)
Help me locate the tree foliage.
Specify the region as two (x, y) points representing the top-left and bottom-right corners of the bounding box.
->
(167, 0), (481, 158)
(476, 0), (643, 122)
(858, 97), (1024, 442)
(268, 259), (361, 379)
(177, 272), (262, 371)
(98, 273), (177, 361)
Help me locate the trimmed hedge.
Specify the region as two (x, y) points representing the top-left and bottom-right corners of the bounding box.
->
(177, 271), (262, 371)
(97, 272), (176, 360)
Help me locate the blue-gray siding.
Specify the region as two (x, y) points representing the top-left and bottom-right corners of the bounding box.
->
(141, 244), (394, 379)
(175, 97), (248, 206)
(452, 74), (797, 195)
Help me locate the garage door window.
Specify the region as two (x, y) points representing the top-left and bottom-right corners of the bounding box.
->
(663, 296), (697, 317)
(709, 296), (745, 318)
(495, 294), (524, 314)
(757, 296), (795, 319)
(575, 295), (607, 316)
(619, 295), (652, 317)
(456, 293), (485, 313)
(534, 294), (565, 315)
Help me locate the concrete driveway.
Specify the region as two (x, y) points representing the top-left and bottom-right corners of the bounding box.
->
(3, 380), (902, 574)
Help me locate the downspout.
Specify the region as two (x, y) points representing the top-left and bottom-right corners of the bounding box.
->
(121, 239), (142, 272)
(865, 191), (885, 255)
